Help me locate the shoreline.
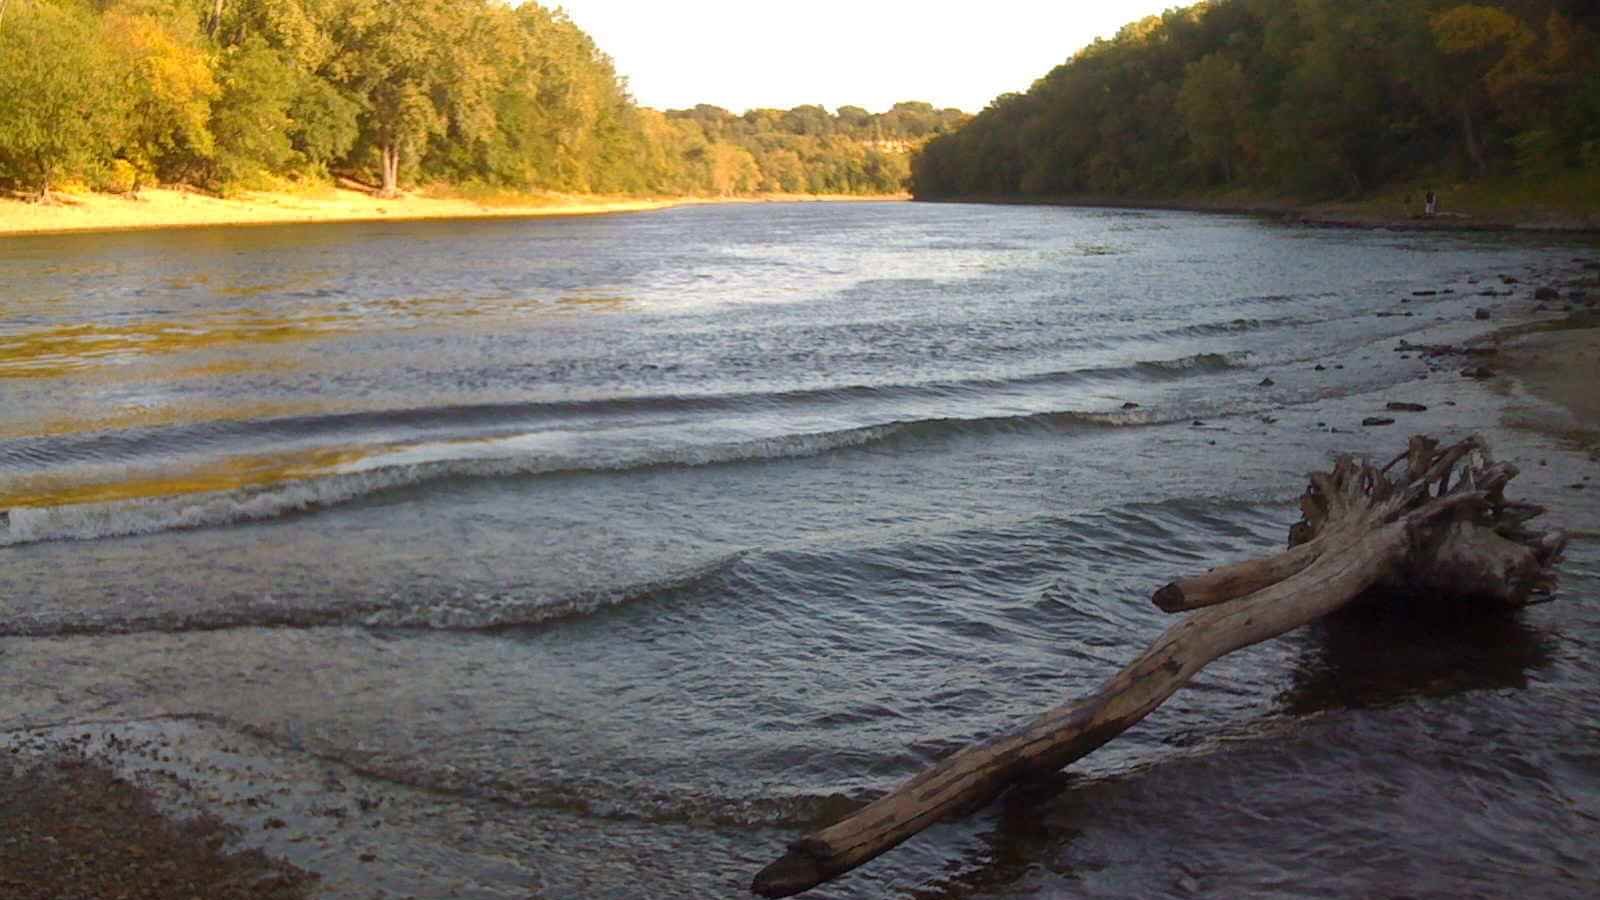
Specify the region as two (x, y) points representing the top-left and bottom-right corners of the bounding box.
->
(914, 194), (1600, 235)
(0, 187), (907, 237)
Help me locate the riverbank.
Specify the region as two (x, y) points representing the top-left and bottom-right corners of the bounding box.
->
(916, 179), (1600, 234)
(0, 187), (905, 236)
(1495, 313), (1600, 456)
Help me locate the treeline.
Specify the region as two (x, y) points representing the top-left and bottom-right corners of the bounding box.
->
(0, 0), (967, 201)
(912, 0), (1600, 201)
(663, 103), (968, 196)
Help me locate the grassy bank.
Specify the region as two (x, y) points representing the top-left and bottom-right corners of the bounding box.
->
(0, 186), (907, 237)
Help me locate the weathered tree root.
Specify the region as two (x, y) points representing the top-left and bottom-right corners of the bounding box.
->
(752, 435), (1564, 898)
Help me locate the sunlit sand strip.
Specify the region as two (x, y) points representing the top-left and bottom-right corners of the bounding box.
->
(0, 188), (901, 237)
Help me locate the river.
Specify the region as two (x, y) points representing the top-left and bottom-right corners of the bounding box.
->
(1, 202), (1596, 898)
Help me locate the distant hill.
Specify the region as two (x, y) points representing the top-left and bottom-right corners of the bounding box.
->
(911, 0), (1599, 204)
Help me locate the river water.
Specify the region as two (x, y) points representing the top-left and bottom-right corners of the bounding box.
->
(1, 202), (1596, 899)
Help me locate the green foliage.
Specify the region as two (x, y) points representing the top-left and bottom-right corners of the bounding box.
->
(209, 36), (300, 189)
(3, 0), (969, 199)
(913, 0), (1600, 202)
(287, 75), (360, 172)
(0, 0), (125, 199)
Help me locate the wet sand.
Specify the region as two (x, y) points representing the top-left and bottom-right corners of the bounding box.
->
(1498, 319), (1600, 436)
(1, 751), (316, 900)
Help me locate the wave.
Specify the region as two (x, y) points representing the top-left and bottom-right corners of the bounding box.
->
(1, 383), (1247, 548)
(0, 551), (748, 638)
(0, 350), (1250, 472)
(0, 424), (906, 546)
(6, 405), (1158, 544)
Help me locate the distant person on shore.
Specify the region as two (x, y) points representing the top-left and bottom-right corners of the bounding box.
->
(1425, 190), (1438, 217)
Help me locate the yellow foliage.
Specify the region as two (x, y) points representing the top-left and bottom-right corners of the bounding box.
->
(102, 11), (219, 161)
(1431, 5), (1533, 55)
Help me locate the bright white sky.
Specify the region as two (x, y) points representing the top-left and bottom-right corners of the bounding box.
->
(550, 1), (1181, 115)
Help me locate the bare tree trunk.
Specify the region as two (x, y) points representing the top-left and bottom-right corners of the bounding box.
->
(34, 152), (50, 204)
(206, 0), (224, 39)
(752, 436), (1564, 898)
(379, 145), (400, 198)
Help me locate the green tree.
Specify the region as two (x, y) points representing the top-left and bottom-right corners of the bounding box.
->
(1177, 52), (1250, 182)
(209, 35), (299, 188)
(0, 0), (123, 200)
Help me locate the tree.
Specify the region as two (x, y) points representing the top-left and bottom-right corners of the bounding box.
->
(102, 6), (219, 187)
(0, 1), (123, 200)
(1177, 52), (1250, 182)
(329, 0), (460, 196)
(209, 35), (299, 188)
(1432, 4), (1538, 175)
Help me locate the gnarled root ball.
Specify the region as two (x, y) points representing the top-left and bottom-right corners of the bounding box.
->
(1289, 435), (1565, 608)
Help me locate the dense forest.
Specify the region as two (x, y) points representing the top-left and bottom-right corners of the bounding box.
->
(0, 0), (967, 201)
(912, 0), (1599, 202)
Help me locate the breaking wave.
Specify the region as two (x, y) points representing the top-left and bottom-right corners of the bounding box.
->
(1, 399), (1207, 547)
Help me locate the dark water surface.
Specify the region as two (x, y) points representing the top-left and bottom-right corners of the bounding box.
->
(2, 203), (1597, 898)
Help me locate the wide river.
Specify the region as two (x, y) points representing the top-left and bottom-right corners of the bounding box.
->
(2, 202), (1597, 899)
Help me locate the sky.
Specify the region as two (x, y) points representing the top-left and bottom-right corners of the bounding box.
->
(550, 1), (1182, 115)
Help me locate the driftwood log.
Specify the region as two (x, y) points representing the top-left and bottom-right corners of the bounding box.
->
(753, 435), (1565, 898)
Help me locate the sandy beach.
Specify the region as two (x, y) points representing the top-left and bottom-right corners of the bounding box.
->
(0, 187), (905, 237)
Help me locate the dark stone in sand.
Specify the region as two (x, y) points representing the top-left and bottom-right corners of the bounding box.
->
(1443, 289), (1455, 294)
(1387, 402), (1428, 412)
(1314, 364), (1327, 371)
(1192, 420), (1205, 427)
(1584, 262), (1600, 271)
(1363, 417), (1397, 427)
(1259, 377), (1275, 387)
(1335, 365), (1344, 369)
(1535, 286), (1561, 300)
(1412, 290), (1437, 297)
(1570, 290), (1588, 301)
(1462, 365), (1496, 379)
(1502, 275), (1521, 284)
(1475, 308), (1492, 320)
(1121, 402), (1141, 410)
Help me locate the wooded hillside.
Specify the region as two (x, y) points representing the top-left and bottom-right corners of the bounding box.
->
(0, 0), (967, 201)
(911, 0), (1598, 202)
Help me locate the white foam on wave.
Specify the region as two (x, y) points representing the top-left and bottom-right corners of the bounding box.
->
(0, 423), (906, 547)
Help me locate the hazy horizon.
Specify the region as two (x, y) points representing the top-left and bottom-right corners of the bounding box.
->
(552, 0), (1179, 115)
